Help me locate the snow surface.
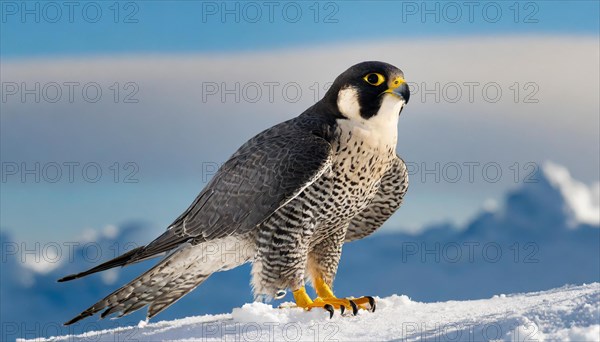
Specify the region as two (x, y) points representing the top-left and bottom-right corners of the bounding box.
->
(26, 283), (599, 342)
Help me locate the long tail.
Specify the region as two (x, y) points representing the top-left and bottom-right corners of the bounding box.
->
(63, 235), (254, 325)
(64, 243), (211, 325)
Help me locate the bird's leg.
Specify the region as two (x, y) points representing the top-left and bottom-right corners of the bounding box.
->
(313, 276), (335, 298)
(292, 286), (314, 308)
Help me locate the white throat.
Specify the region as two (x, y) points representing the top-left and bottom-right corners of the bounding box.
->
(336, 87), (404, 150)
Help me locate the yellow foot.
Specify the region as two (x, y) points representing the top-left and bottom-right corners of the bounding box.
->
(313, 278), (376, 313)
(291, 287), (376, 318)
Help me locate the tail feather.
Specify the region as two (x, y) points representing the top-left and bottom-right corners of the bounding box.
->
(64, 243), (214, 325)
(57, 247), (146, 282)
(63, 234), (254, 325)
(147, 269), (213, 318)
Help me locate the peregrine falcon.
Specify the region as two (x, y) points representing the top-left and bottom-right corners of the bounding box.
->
(59, 61), (410, 322)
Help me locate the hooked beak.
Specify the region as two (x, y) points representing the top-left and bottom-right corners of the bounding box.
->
(384, 77), (410, 104)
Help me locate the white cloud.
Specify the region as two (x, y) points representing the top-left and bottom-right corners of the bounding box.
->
(102, 224), (118, 239)
(2, 35), (598, 237)
(21, 246), (62, 275)
(482, 198), (499, 212)
(3, 36), (597, 178)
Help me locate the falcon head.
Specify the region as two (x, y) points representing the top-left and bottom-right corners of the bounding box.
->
(324, 61), (410, 121)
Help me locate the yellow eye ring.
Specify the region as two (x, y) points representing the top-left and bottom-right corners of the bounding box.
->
(363, 73), (385, 86)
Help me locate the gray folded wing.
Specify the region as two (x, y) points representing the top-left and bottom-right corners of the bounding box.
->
(141, 122), (334, 257)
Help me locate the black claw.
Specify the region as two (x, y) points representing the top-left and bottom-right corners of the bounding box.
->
(324, 304), (335, 319)
(349, 300), (359, 315)
(366, 296), (376, 312)
(339, 305), (346, 315)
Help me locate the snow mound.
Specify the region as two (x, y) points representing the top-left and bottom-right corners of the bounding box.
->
(26, 283), (599, 342)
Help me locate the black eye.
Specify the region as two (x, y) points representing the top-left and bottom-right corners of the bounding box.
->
(363, 73), (385, 86)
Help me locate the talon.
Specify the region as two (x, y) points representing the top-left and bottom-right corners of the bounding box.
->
(367, 296), (376, 312)
(339, 305), (346, 315)
(323, 304), (335, 319)
(348, 300), (358, 315)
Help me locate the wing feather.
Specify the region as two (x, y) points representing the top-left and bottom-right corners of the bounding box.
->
(123, 120), (333, 262)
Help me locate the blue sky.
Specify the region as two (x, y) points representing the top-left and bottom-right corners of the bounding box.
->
(1, 1), (599, 244)
(2, 1), (599, 58)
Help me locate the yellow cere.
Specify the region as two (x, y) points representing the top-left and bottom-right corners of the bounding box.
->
(392, 77), (406, 87)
